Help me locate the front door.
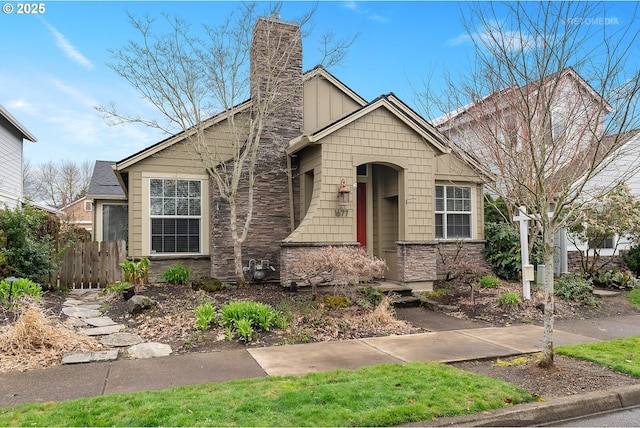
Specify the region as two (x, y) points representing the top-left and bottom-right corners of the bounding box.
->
(357, 183), (366, 247)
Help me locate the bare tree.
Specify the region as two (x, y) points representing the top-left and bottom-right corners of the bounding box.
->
(24, 159), (92, 207)
(98, 3), (355, 285)
(433, 1), (640, 367)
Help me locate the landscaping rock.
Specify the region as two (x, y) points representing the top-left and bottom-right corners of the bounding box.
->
(62, 306), (102, 319)
(84, 317), (117, 327)
(127, 295), (155, 314)
(100, 332), (143, 347)
(80, 324), (125, 336)
(127, 342), (172, 359)
(122, 285), (135, 301)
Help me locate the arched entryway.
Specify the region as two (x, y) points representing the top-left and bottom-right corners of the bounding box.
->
(356, 162), (403, 281)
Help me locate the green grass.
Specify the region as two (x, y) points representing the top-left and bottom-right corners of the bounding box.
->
(628, 289), (640, 309)
(557, 336), (640, 377)
(0, 362), (532, 427)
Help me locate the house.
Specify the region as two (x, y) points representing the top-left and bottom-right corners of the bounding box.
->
(563, 129), (640, 271)
(59, 196), (93, 237)
(98, 15), (492, 289)
(86, 160), (128, 243)
(433, 68), (626, 276)
(0, 105), (37, 209)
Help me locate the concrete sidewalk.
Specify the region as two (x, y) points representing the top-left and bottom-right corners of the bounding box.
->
(1, 312), (640, 425)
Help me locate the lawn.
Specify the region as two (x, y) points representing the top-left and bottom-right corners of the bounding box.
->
(0, 362), (532, 427)
(557, 336), (640, 377)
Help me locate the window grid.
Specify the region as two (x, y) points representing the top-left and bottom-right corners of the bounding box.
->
(435, 185), (472, 239)
(150, 179), (201, 254)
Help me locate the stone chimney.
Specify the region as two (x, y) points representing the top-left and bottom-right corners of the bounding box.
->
(250, 14), (303, 140)
(211, 15), (303, 282)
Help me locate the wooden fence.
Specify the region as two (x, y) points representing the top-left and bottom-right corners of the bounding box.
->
(47, 240), (126, 289)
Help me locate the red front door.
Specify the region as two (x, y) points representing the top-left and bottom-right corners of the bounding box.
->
(357, 183), (366, 247)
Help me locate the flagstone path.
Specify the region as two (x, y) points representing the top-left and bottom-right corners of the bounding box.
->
(60, 289), (172, 364)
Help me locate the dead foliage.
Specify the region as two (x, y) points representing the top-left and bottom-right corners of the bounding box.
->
(0, 298), (99, 373)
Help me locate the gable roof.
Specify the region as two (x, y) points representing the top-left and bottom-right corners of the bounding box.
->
(433, 67), (612, 130)
(0, 105), (37, 142)
(288, 92), (452, 153)
(304, 65), (367, 107)
(114, 66), (365, 172)
(87, 160), (126, 200)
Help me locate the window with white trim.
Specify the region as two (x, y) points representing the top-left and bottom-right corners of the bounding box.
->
(150, 179), (201, 253)
(435, 185), (472, 239)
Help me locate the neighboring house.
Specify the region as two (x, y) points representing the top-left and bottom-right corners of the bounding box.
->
(563, 129), (640, 271)
(433, 68), (624, 275)
(0, 105), (37, 208)
(87, 160), (128, 243)
(102, 15), (492, 289)
(60, 196), (93, 236)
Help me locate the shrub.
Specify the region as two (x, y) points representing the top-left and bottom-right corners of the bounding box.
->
(192, 276), (224, 293)
(194, 301), (216, 331)
(555, 274), (599, 307)
(220, 301), (287, 342)
(0, 278), (42, 304)
(289, 246), (386, 299)
(102, 282), (132, 295)
(497, 292), (521, 307)
(484, 222), (543, 281)
(120, 258), (150, 286)
(623, 245), (640, 277)
(162, 263), (192, 285)
(437, 241), (488, 283)
(323, 295), (350, 308)
(595, 269), (638, 290)
(0, 205), (57, 281)
(479, 274), (501, 288)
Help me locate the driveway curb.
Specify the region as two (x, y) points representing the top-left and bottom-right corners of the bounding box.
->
(419, 384), (640, 426)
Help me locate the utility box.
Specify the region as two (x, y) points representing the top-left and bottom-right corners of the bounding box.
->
(523, 264), (535, 281)
(537, 265), (546, 286)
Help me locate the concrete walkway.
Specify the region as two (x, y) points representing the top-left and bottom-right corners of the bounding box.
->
(3, 310), (639, 408)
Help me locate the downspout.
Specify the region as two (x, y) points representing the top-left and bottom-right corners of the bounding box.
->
(287, 154), (295, 233)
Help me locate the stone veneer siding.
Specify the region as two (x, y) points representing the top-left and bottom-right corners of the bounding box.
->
(435, 240), (490, 276)
(396, 241), (437, 285)
(144, 256), (211, 284)
(210, 16), (303, 282)
(567, 250), (630, 274)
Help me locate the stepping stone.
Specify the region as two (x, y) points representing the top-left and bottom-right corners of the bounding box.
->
(62, 352), (92, 364)
(81, 324), (125, 336)
(100, 332), (143, 347)
(62, 307), (102, 319)
(127, 343), (173, 359)
(77, 304), (103, 311)
(63, 299), (85, 306)
(65, 317), (88, 328)
(594, 289), (621, 297)
(85, 317), (116, 327)
(90, 350), (119, 362)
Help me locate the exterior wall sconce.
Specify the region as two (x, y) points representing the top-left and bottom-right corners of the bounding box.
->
(336, 178), (351, 217)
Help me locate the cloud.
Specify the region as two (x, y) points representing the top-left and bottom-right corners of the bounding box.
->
(447, 25), (539, 52)
(43, 20), (95, 70)
(342, 1), (388, 24)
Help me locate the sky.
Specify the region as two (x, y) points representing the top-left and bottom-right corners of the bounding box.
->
(1, 0), (638, 167)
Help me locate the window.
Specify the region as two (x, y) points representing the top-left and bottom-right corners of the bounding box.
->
(588, 235), (615, 250)
(435, 185), (472, 239)
(150, 179), (201, 253)
(103, 204), (128, 242)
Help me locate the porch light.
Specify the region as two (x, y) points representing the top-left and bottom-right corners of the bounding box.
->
(337, 179), (351, 206)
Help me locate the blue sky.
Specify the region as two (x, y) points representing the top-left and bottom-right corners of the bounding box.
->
(1, 1), (637, 166)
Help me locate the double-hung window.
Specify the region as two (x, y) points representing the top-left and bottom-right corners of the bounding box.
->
(435, 185), (472, 239)
(150, 179), (201, 253)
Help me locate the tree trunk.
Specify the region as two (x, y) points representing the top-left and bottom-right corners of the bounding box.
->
(539, 225), (556, 368)
(229, 201), (246, 287)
